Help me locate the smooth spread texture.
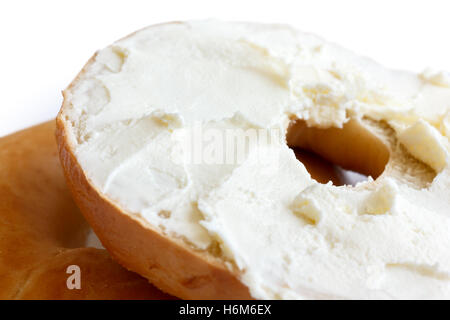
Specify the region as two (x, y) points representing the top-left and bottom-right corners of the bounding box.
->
(61, 21), (450, 299)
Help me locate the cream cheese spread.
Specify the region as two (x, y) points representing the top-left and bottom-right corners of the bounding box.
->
(61, 21), (450, 299)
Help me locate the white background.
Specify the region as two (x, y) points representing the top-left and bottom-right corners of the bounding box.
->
(1, 0), (449, 137)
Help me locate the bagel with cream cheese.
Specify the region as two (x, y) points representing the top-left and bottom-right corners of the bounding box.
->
(0, 121), (339, 299)
(0, 121), (173, 299)
(57, 21), (450, 299)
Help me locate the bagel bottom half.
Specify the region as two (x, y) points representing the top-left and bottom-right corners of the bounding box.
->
(0, 121), (174, 299)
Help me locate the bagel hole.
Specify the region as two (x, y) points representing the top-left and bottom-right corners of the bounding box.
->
(292, 148), (368, 186)
(286, 119), (390, 186)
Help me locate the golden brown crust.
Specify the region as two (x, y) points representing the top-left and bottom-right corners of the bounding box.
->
(0, 121), (173, 300)
(18, 248), (171, 300)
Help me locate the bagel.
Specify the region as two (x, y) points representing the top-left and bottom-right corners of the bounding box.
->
(0, 121), (173, 299)
(57, 21), (450, 299)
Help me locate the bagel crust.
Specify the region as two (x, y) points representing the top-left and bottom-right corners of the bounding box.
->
(0, 121), (173, 299)
(58, 21), (450, 299)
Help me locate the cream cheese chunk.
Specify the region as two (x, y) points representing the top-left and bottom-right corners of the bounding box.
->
(61, 21), (450, 299)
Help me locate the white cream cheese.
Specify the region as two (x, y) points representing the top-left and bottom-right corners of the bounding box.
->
(61, 21), (450, 299)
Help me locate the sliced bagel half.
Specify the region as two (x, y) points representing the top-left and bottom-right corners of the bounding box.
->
(57, 21), (450, 299)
